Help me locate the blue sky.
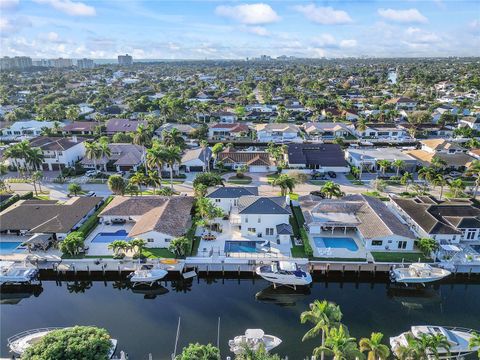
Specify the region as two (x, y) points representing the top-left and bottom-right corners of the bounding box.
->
(1, 0), (479, 59)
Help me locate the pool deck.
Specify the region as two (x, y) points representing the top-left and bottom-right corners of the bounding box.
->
(308, 230), (368, 260)
(85, 223), (134, 256)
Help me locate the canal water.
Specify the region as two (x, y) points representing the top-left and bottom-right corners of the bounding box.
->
(1, 275), (479, 359)
(388, 71), (397, 84)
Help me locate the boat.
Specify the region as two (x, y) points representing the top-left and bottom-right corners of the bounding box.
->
(390, 326), (479, 359)
(390, 263), (451, 285)
(229, 329), (282, 355)
(0, 261), (39, 285)
(8, 327), (117, 358)
(128, 266), (168, 287)
(256, 261), (312, 288)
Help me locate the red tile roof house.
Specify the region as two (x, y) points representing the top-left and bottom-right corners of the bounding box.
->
(106, 118), (147, 135)
(62, 121), (97, 135)
(208, 123), (250, 141)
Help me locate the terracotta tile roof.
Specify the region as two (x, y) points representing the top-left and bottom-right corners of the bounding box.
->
(218, 150), (273, 166)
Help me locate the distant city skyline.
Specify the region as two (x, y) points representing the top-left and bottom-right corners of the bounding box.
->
(1, 0), (479, 59)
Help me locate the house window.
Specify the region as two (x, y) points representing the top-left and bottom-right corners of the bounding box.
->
(248, 228), (256, 233)
(147, 238), (154, 243)
(266, 228), (274, 236)
(215, 199), (221, 203)
(397, 241), (407, 249)
(372, 240), (383, 246)
(164, 238), (171, 243)
(258, 217), (261, 223)
(245, 216), (248, 223)
(466, 229), (477, 240)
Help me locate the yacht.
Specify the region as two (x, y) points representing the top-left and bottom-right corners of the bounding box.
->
(229, 329), (282, 355)
(390, 326), (479, 359)
(0, 261), (39, 285)
(256, 261), (312, 288)
(8, 327), (117, 358)
(390, 263), (451, 285)
(128, 266), (168, 287)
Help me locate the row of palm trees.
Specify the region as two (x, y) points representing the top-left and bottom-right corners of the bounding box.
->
(3, 140), (44, 173)
(107, 238), (146, 258)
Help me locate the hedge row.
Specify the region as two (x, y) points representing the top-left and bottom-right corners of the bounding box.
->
(77, 196), (113, 238)
(291, 205), (313, 257)
(0, 191), (33, 212)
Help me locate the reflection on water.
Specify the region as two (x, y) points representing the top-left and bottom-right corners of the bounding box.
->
(1, 275), (479, 359)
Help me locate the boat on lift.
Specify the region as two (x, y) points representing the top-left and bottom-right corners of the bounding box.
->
(8, 327), (117, 358)
(229, 329), (282, 355)
(128, 265), (168, 287)
(256, 261), (312, 288)
(390, 263), (451, 285)
(390, 325), (479, 359)
(0, 261), (39, 285)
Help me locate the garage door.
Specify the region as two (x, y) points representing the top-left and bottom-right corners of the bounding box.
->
(189, 166), (204, 172)
(249, 166), (268, 172)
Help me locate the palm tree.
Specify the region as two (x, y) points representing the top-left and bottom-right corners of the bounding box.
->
(467, 160), (480, 199)
(359, 332), (390, 360)
(26, 147), (44, 172)
(108, 240), (130, 257)
(431, 155), (447, 170)
(376, 160), (391, 176)
(16, 141), (32, 172)
(320, 181), (344, 199)
(200, 140), (210, 171)
(98, 142), (112, 172)
(3, 143), (22, 174)
(129, 238), (146, 258)
(431, 173), (447, 199)
(314, 326), (363, 360)
(272, 174), (297, 196)
(133, 124), (152, 173)
(425, 333), (451, 359)
(146, 142), (167, 181)
(129, 172), (147, 195)
(164, 145), (182, 189)
(448, 178), (465, 198)
(163, 128), (185, 149)
(418, 166), (436, 193)
(392, 159), (405, 177)
(108, 174), (127, 195)
(401, 172), (414, 192)
(84, 141), (101, 171)
(469, 332), (480, 358)
(147, 170), (162, 195)
(300, 300), (343, 360)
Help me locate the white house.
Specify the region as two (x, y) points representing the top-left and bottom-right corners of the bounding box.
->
(458, 116), (480, 131)
(1, 120), (61, 140)
(208, 123), (250, 141)
(237, 196), (292, 245)
(255, 123), (301, 143)
(217, 148), (277, 173)
(181, 147), (212, 172)
(206, 186), (258, 214)
(303, 122), (355, 141)
(385, 97), (417, 111)
(355, 123), (408, 140)
(99, 196), (194, 248)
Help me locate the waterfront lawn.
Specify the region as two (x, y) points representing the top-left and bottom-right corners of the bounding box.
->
(227, 175), (252, 184)
(371, 252), (431, 263)
(142, 248), (176, 259)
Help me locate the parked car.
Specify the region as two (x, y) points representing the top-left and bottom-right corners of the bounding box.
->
(85, 170), (99, 177)
(327, 171), (337, 178)
(85, 191), (96, 197)
(111, 218), (126, 224)
(449, 171), (462, 178)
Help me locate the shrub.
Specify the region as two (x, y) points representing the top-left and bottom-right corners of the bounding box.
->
(176, 343), (220, 360)
(59, 231), (85, 256)
(0, 194), (20, 211)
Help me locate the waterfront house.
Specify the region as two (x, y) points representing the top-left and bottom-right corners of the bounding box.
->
(255, 123), (301, 143)
(303, 122), (355, 141)
(300, 194), (416, 251)
(208, 123), (250, 141)
(62, 121), (97, 135)
(385, 97), (417, 111)
(391, 196), (480, 244)
(105, 118), (147, 135)
(355, 123), (408, 141)
(0, 197), (103, 241)
(99, 196), (194, 248)
(286, 143), (349, 173)
(181, 147), (212, 172)
(154, 123), (198, 139)
(217, 148), (276, 173)
(345, 147), (417, 173)
(81, 143), (145, 172)
(1, 120), (60, 141)
(206, 186), (258, 214)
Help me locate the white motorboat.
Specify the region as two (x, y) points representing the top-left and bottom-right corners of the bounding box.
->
(256, 261), (312, 288)
(390, 325), (479, 359)
(128, 267), (168, 287)
(229, 329), (282, 355)
(390, 263), (451, 285)
(0, 261), (38, 285)
(8, 327), (117, 358)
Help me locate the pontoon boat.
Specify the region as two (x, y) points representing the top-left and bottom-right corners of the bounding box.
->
(229, 329), (282, 355)
(390, 263), (451, 285)
(256, 261), (312, 288)
(390, 325), (479, 359)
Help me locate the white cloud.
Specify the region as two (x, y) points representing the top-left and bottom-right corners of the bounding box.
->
(242, 26), (270, 36)
(33, 0), (96, 16)
(215, 3), (280, 25)
(405, 27), (440, 44)
(0, 16), (31, 37)
(469, 19), (480, 33)
(378, 8), (428, 24)
(339, 39), (357, 48)
(312, 34), (357, 49)
(294, 5), (352, 25)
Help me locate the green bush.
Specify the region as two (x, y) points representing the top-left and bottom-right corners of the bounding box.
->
(300, 228), (313, 257)
(20, 191), (33, 199)
(0, 194), (19, 211)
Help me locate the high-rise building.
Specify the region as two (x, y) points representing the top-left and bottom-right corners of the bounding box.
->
(118, 54), (133, 66)
(0, 56), (33, 70)
(52, 58), (73, 68)
(77, 58), (95, 69)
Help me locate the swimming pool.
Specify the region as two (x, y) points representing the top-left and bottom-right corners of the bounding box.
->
(0, 242), (25, 255)
(91, 230), (131, 243)
(224, 241), (260, 253)
(313, 237), (359, 251)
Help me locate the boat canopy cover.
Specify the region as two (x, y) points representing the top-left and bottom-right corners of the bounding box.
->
(245, 329), (265, 339)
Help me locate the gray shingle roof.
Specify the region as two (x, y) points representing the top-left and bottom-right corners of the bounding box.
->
(238, 196), (291, 215)
(206, 186), (258, 199)
(276, 223), (293, 235)
(287, 143), (347, 167)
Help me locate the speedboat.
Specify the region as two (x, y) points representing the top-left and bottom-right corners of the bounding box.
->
(0, 261), (38, 285)
(128, 267), (168, 287)
(256, 261), (312, 288)
(8, 327), (117, 358)
(390, 325), (479, 359)
(390, 263), (451, 285)
(229, 329), (282, 355)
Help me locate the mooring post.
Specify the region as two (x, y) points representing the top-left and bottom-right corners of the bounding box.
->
(238, 265), (240, 276)
(118, 265), (121, 276)
(87, 265), (90, 276)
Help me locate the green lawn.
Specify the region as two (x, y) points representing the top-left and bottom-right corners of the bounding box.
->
(227, 175), (252, 184)
(311, 257), (366, 262)
(371, 252), (431, 263)
(291, 245), (306, 258)
(33, 195), (50, 200)
(266, 173), (280, 184)
(309, 180), (327, 186)
(363, 191), (390, 201)
(345, 174), (355, 180)
(142, 248), (176, 259)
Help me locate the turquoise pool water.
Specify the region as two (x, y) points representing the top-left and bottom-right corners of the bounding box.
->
(91, 230), (130, 243)
(313, 237), (359, 251)
(224, 241), (259, 253)
(0, 242), (24, 255)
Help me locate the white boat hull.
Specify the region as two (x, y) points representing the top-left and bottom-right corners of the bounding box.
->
(129, 269), (168, 285)
(390, 263), (451, 284)
(0, 268), (38, 285)
(229, 333), (282, 354)
(256, 271), (312, 286)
